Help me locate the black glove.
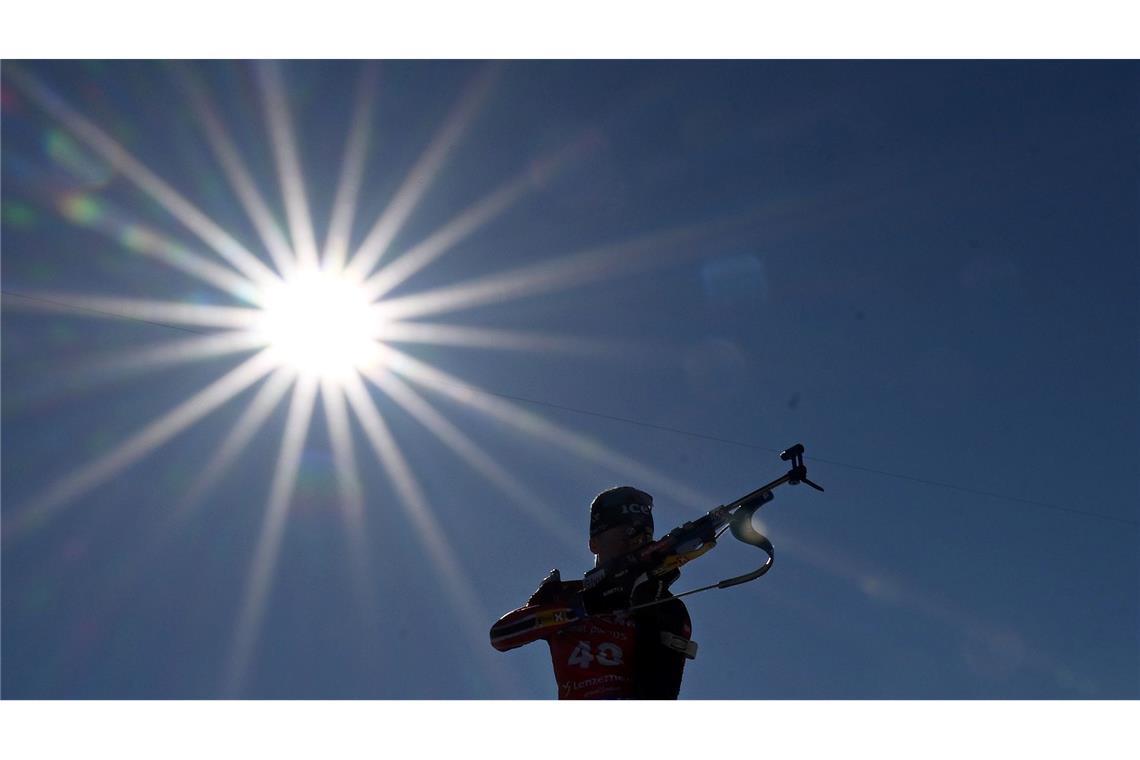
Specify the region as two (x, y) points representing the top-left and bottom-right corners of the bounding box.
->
(526, 568), (563, 606)
(630, 568), (681, 607)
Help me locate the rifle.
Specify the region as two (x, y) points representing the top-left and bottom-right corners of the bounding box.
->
(580, 443), (824, 615)
(489, 444), (823, 653)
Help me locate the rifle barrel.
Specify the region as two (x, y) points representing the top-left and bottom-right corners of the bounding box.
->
(723, 473), (792, 512)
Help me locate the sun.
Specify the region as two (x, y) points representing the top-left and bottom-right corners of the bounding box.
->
(254, 267), (383, 381)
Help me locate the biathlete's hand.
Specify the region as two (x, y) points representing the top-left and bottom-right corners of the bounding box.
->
(630, 569), (682, 606)
(526, 568), (564, 606)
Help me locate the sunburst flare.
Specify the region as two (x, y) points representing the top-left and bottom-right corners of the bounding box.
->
(3, 61), (756, 697)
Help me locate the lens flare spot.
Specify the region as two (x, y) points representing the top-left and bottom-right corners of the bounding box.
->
(2, 202), (39, 228)
(45, 128), (114, 186)
(120, 224), (157, 252)
(256, 268), (382, 381)
(58, 193), (104, 225)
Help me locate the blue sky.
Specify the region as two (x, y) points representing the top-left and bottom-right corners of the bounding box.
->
(2, 60), (1136, 699)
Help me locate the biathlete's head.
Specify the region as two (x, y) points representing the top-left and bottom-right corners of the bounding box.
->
(588, 486), (654, 564)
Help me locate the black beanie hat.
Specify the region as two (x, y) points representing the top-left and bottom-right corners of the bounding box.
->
(589, 486), (654, 538)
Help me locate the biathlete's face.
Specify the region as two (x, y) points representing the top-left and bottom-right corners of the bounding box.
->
(590, 522), (653, 563)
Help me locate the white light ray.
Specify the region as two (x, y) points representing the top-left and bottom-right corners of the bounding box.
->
(319, 378), (381, 631)
(344, 64), (501, 282)
(774, 529), (1085, 690)
(11, 292), (261, 330)
(89, 330), (267, 377)
(256, 61), (320, 270)
(5, 66), (279, 291)
(372, 209), (756, 323)
(89, 367), (297, 618)
(174, 367), (297, 522)
(0, 331), (266, 417)
(0, 330), (261, 421)
(7, 350), (278, 539)
(361, 172), (536, 301)
(17, 168), (261, 302)
(177, 64), (296, 275)
(341, 373), (517, 694)
(323, 63), (379, 272)
(376, 344), (711, 515)
(361, 366), (579, 552)
(38, 369), (298, 674)
(104, 222), (262, 305)
(360, 128), (598, 302)
(224, 374), (319, 697)
(372, 320), (634, 357)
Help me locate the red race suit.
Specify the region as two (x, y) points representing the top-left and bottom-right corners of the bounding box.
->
(490, 569), (695, 699)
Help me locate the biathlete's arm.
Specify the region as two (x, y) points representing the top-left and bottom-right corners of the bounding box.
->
(489, 601), (581, 651)
(489, 569), (583, 652)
